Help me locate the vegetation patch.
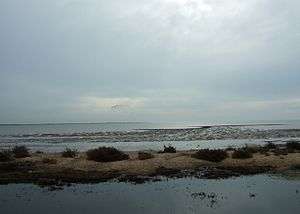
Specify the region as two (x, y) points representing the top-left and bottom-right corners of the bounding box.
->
(35, 150), (44, 154)
(244, 145), (260, 153)
(42, 158), (57, 164)
(232, 148), (253, 159)
(225, 146), (235, 151)
(159, 145), (176, 153)
(12, 146), (30, 158)
(62, 148), (78, 158)
(0, 150), (14, 162)
(138, 152), (154, 160)
(286, 141), (300, 150)
(273, 149), (288, 156)
(191, 149), (228, 162)
(265, 142), (277, 150)
(86, 147), (129, 162)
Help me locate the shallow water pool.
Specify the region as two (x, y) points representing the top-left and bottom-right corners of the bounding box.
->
(0, 174), (299, 214)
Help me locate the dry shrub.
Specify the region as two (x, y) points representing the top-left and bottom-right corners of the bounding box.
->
(159, 145), (176, 153)
(62, 148), (78, 158)
(12, 145), (30, 158)
(138, 152), (154, 160)
(232, 149), (253, 159)
(265, 142), (277, 150)
(42, 158), (57, 164)
(86, 147), (129, 162)
(286, 142), (300, 150)
(192, 149), (228, 162)
(0, 150), (14, 162)
(273, 149), (288, 156)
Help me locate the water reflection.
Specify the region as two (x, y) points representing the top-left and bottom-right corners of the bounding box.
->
(0, 175), (299, 214)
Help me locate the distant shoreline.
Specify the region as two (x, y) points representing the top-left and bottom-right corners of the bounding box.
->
(138, 123), (285, 131)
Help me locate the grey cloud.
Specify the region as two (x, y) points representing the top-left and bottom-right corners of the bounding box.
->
(0, 0), (300, 123)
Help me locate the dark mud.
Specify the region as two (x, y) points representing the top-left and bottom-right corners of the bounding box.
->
(0, 162), (274, 189)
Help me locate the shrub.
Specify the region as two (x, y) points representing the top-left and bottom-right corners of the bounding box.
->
(258, 147), (269, 154)
(86, 147), (129, 162)
(35, 150), (44, 154)
(225, 146), (235, 151)
(12, 145), (30, 158)
(232, 148), (253, 159)
(286, 142), (300, 150)
(245, 145), (259, 153)
(0, 150), (14, 162)
(42, 158), (57, 164)
(265, 142), (277, 150)
(138, 152), (154, 160)
(62, 148), (78, 158)
(191, 149), (228, 162)
(273, 149), (288, 156)
(159, 145), (176, 153)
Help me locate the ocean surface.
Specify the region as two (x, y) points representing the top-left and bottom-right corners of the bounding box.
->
(0, 120), (300, 152)
(0, 174), (299, 214)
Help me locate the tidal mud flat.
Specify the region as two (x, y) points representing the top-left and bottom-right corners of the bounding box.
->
(2, 126), (300, 143)
(0, 142), (299, 188)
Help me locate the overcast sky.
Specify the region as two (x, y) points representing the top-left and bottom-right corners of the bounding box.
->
(0, 0), (300, 123)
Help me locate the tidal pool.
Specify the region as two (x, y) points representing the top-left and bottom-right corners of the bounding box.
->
(0, 174), (299, 214)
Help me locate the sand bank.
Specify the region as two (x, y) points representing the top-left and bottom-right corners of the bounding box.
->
(0, 149), (299, 186)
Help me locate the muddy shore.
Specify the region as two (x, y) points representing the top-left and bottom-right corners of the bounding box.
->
(0, 149), (299, 187)
(2, 126), (300, 144)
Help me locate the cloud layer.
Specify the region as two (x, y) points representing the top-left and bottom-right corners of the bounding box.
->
(0, 0), (300, 123)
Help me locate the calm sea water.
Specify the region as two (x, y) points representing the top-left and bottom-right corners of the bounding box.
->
(0, 174), (299, 214)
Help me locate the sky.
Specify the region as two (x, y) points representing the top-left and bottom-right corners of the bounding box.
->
(0, 0), (300, 123)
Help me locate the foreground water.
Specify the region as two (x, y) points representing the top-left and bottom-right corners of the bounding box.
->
(0, 174), (299, 214)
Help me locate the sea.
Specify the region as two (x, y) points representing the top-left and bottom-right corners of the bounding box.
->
(0, 120), (300, 152)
